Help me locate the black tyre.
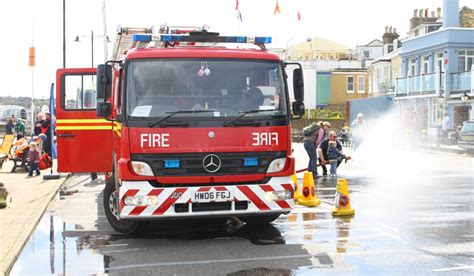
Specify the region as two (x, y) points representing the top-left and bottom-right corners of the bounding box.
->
(103, 175), (141, 234)
(240, 214), (281, 225)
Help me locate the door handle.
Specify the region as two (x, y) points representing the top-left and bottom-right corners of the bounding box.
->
(58, 133), (76, 138)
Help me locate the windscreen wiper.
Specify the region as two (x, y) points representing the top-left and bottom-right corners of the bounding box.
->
(148, 110), (216, 128)
(223, 109), (278, 127)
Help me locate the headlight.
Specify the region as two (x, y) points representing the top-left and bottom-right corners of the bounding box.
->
(266, 158), (287, 173)
(124, 195), (159, 206)
(264, 190), (292, 201)
(131, 161), (154, 176)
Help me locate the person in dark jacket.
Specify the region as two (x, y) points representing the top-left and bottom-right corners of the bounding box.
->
(303, 128), (318, 180)
(28, 142), (41, 176)
(41, 112), (52, 155)
(34, 113), (45, 136)
(327, 141), (346, 176)
(318, 131), (351, 176)
(5, 118), (14, 134)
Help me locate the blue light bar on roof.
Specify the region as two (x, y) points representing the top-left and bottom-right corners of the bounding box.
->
(131, 33), (272, 45)
(132, 34), (152, 42)
(255, 37), (272, 44)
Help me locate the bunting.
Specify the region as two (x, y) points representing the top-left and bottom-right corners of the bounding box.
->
(274, 0), (281, 15)
(235, 0), (243, 22)
(297, 11), (301, 21)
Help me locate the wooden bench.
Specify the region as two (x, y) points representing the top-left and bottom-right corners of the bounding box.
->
(0, 134), (15, 170)
(10, 148), (30, 173)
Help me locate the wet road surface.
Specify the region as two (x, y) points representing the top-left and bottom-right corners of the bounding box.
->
(10, 147), (474, 275)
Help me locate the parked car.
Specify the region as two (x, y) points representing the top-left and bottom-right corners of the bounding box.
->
(458, 120), (474, 151)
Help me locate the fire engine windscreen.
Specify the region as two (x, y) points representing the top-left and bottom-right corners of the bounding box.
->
(126, 59), (288, 118)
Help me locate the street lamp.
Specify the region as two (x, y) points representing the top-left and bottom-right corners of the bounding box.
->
(74, 30), (110, 68)
(461, 92), (472, 110)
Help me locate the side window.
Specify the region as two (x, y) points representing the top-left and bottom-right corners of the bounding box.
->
(63, 74), (97, 110)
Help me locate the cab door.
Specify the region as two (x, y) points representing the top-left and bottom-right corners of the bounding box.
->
(56, 68), (113, 173)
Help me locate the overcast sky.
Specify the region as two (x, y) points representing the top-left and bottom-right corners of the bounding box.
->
(0, 0), (471, 99)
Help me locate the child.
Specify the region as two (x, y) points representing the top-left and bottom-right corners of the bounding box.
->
(28, 142), (41, 177)
(327, 141), (345, 177)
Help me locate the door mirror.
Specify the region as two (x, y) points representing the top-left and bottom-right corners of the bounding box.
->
(96, 102), (112, 117)
(97, 64), (112, 100)
(292, 101), (305, 119)
(293, 68), (304, 101)
(96, 64), (112, 117)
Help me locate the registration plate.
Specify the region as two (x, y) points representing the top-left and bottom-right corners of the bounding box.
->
(193, 190), (233, 202)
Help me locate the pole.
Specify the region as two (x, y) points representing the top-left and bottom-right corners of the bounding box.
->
(62, 0), (66, 68)
(102, 0), (108, 61)
(91, 30), (94, 68)
(31, 18), (35, 135)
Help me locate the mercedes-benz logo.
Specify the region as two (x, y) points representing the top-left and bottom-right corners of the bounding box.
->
(202, 154), (221, 173)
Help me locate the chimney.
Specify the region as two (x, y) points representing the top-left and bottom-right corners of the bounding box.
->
(431, 11), (436, 17)
(443, 0), (459, 28)
(382, 26), (400, 44)
(419, 9), (423, 17)
(437, 7), (442, 18)
(425, 8), (429, 17)
(414, 9), (418, 17)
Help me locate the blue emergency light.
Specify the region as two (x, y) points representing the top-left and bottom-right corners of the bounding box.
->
(164, 159), (180, 169)
(132, 33), (272, 45)
(244, 157), (258, 167)
(132, 34), (152, 42)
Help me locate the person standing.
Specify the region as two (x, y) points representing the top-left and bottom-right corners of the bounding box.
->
(318, 131), (351, 174)
(28, 142), (41, 177)
(303, 127), (318, 180)
(34, 113), (45, 136)
(441, 112), (450, 139)
(41, 112), (52, 156)
(327, 141), (346, 177)
(317, 121), (331, 175)
(351, 113), (367, 150)
(14, 119), (26, 140)
(5, 118), (14, 134)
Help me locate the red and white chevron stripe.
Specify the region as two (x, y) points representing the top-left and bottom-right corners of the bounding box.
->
(119, 177), (294, 218)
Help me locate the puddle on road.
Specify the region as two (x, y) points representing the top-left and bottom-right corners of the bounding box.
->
(9, 212), (109, 275)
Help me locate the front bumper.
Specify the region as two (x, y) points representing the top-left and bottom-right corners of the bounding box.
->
(118, 176), (294, 219)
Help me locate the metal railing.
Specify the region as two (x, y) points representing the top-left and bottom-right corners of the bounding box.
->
(450, 71), (471, 92)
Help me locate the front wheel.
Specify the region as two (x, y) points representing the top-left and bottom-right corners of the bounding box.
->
(240, 214), (281, 225)
(103, 175), (142, 234)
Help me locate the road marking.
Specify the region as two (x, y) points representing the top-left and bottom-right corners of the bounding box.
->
(432, 266), (474, 272)
(376, 228), (408, 244)
(378, 223), (400, 233)
(101, 248), (143, 254)
(104, 244), (128, 247)
(107, 254), (325, 271)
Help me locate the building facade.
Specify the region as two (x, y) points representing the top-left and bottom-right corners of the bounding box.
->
(395, 0), (474, 132)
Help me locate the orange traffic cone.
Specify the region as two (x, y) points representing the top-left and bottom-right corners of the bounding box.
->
(291, 174), (301, 202)
(297, 172), (320, 207)
(332, 178), (355, 216)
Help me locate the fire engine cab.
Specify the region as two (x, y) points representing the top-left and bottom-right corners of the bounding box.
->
(56, 25), (305, 233)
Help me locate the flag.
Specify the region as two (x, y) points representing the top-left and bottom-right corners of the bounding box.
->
(237, 9), (243, 22)
(235, 0), (239, 10)
(49, 83), (57, 160)
(28, 47), (35, 67)
(297, 11), (301, 21)
(274, 0), (281, 15)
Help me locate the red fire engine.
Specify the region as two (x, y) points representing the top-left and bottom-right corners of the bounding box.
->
(56, 26), (305, 233)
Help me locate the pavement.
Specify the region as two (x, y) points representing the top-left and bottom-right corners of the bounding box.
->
(0, 139), (469, 275)
(0, 160), (68, 276)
